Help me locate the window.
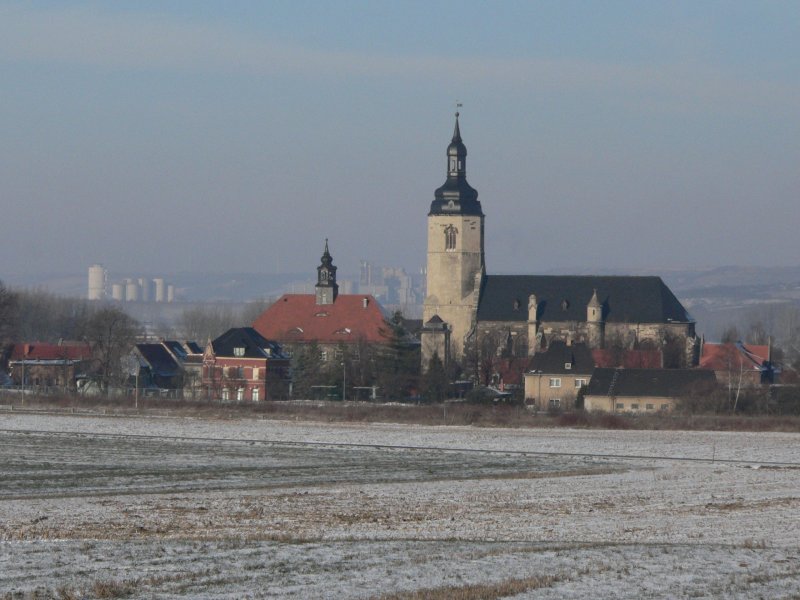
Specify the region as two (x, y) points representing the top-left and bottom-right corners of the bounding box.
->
(320, 350), (328, 362)
(616, 402), (624, 410)
(661, 404), (669, 411)
(549, 378), (561, 388)
(222, 388), (229, 401)
(646, 403), (654, 410)
(237, 387), (244, 402)
(444, 225), (457, 251)
(252, 367), (260, 380)
(631, 403), (639, 410)
(334, 349), (343, 361)
(252, 387), (259, 402)
(233, 347), (245, 357)
(575, 378), (587, 389)
(549, 398), (561, 409)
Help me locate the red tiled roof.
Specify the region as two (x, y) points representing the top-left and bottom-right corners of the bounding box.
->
(592, 348), (662, 369)
(252, 294), (389, 344)
(699, 343), (769, 372)
(10, 342), (93, 361)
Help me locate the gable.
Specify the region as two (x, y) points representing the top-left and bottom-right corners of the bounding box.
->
(477, 275), (691, 324)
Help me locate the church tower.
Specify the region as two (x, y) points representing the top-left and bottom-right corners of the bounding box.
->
(422, 113), (485, 367)
(315, 239), (338, 305)
(586, 288), (605, 347)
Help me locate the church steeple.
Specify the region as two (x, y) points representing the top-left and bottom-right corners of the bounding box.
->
(447, 112), (467, 178)
(422, 112), (486, 367)
(430, 112), (482, 216)
(315, 239), (338, 305)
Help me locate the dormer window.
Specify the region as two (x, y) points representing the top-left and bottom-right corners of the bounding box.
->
(233, 347), (245, 357)
(561, 299), (569, 311)
(565, 362), (572, 370)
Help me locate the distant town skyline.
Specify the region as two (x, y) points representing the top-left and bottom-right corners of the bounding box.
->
(2, 1), (799, 278)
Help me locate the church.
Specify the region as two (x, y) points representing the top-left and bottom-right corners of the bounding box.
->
(421, 114), (698, 370)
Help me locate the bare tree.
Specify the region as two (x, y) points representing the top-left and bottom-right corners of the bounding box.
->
(85, 307), (139, 393)
(0, 280), (17, 361)
(178, 305), (239, 343)
(13, 289), (93, 342)
(720, 326), (740, 344)
(745, 320), (769, 345)
(240, 297), (274, 326)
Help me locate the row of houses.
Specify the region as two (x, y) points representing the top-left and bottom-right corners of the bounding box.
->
(2, 328), (292, 401)
(516, 339), (776, 413)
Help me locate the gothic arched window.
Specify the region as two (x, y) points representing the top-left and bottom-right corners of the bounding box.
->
(444, 225), (457, 251)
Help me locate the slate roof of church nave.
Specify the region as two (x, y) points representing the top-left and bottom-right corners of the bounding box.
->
(476, 275), (691, 324)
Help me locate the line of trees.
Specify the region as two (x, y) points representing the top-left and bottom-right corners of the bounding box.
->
(0, 281), (140, 392)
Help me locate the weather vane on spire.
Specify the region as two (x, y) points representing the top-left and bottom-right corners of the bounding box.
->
(455, 101), (462, 117)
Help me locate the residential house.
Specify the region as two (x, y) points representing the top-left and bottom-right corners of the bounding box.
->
(8, 342), (93, 392)
(584, 368), (717, 413)
(699, 341), (775, 387)
(203, 327), (290, 401)
(134, 343), (183, 395)
(524, 341), (594, 411)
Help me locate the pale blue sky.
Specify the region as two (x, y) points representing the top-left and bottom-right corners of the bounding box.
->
(1, 1), (798, 279)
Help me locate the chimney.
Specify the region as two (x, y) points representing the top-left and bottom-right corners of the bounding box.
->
(362, 297), (369, 308)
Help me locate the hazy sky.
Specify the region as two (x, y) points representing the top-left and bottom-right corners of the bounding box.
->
(1, 1), (799, 279)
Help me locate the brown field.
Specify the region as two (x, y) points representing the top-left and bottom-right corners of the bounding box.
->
(3, 393), (800, 432)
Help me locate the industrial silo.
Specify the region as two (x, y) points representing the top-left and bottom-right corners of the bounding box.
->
(153, 278), (166, 302)
(87, 264), (106, 300)
(138, 278), (152, 302)
(111, 283), (125, 301)
(125, 279), (139, 302)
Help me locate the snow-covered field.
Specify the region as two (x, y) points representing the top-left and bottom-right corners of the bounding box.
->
(1, 413), (799, 598)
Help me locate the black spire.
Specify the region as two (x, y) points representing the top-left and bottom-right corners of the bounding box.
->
(430, 112), (482, 216)
(321, 238), (333, 267)
(452, 112), (462, 143)
(315, 238), (338, 305)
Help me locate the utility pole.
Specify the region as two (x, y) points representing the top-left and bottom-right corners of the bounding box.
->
(342, 361), (346, 401)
